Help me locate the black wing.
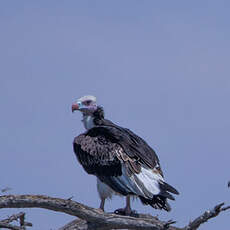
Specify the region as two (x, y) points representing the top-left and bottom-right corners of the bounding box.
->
(73, 132), (141, 195)
(87, 122), (162, 173)
(74, 126), (179, 208)
(73, 133), (122, 176)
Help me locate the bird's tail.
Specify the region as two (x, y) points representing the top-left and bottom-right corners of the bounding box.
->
(139, 181), (179, 212)
(139, 195), (171, 211)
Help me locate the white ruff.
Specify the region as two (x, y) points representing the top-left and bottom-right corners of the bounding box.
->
(82, 115), (95, 130)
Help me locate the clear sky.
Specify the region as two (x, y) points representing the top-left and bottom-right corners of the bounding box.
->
(1, 1), (230, 229)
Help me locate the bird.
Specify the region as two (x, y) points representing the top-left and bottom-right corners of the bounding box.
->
(72, 95), (179, 215)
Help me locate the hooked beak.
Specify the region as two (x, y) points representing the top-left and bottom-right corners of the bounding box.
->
(72, 103), (80, 113)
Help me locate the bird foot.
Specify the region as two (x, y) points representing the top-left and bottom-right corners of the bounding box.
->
(98, 207), (104, 212)
(114, 208), (138, 217)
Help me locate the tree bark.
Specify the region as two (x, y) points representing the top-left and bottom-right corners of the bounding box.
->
(0, 194), (229, 230)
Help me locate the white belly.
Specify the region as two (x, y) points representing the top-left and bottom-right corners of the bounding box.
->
(96, 178), (114, 200)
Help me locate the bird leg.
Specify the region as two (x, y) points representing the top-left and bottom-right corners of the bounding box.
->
(124, 195), (132, 214)
(99, 197), (105, 211)
(114, 196), (137, 216)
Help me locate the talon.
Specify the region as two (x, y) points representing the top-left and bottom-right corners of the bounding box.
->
(114, 208), (138, 217)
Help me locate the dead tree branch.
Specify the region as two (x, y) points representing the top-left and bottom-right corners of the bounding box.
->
(0, 187), (12, 194)
(184, 202), (230, 230)
(1, 212), (25, 224)
(0, 194), (229, 230)
(0, 211), (32, 230)
(0, 195), (172, 230)
(59, 215), (180, 230)
(0, 222), (25, 230)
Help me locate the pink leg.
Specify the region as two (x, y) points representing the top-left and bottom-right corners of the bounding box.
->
(114, 195), (137, 216)
(99, 198), (105, 211)
(124, 196), (132, 215)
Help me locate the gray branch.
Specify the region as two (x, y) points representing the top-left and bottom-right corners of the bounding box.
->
(0, 211), (32, 230)
(0, 195), (229, 230)
(1, 212), (25, 224)
(184, 202), (230, 230)
(0, 222), (25, 230)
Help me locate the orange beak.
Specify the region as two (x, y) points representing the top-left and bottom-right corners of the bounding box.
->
(72, 103), (79, 113)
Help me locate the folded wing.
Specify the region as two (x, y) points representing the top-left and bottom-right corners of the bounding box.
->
(73, 125), (179, 211)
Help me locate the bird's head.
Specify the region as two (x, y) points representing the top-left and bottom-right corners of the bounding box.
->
(72, 95), (105, 130)
(72, 95), (98, 115)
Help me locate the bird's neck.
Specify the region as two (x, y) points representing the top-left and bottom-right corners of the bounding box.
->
(82, 107), (105, 130)
(82, 114), (95, 130)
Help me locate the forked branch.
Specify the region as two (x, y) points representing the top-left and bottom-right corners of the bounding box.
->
(0, 195), (229, 230)
(0, 211), (32, 230)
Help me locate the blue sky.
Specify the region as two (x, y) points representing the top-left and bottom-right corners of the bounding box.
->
(1, 1), (230, 229)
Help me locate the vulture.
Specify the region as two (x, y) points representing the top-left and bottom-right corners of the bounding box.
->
(72, 95), (179, 215)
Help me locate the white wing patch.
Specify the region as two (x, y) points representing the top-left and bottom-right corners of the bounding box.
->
(114, 167), (142, 195)
(135, 166), (164, 196)
(109, 165), (164, 199)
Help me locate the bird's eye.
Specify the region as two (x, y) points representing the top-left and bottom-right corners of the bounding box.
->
(85, 100), (91, 105)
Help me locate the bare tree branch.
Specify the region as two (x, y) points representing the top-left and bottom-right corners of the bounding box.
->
(58, 219), (87, 230)
(0, 222), (25, 230)
(184, 203), (230, 230)
(0, 187), (12, 193)
(1, 212), (25, 224)
(0, 194), (229, 230)
(59, 215), (180, 230)
(0, 211), (32, 230)
(221, 205), (230, 211)
(0, 195), (171, 230)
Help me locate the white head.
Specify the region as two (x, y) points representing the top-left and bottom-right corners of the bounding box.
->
(72, 95), (98, 130)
